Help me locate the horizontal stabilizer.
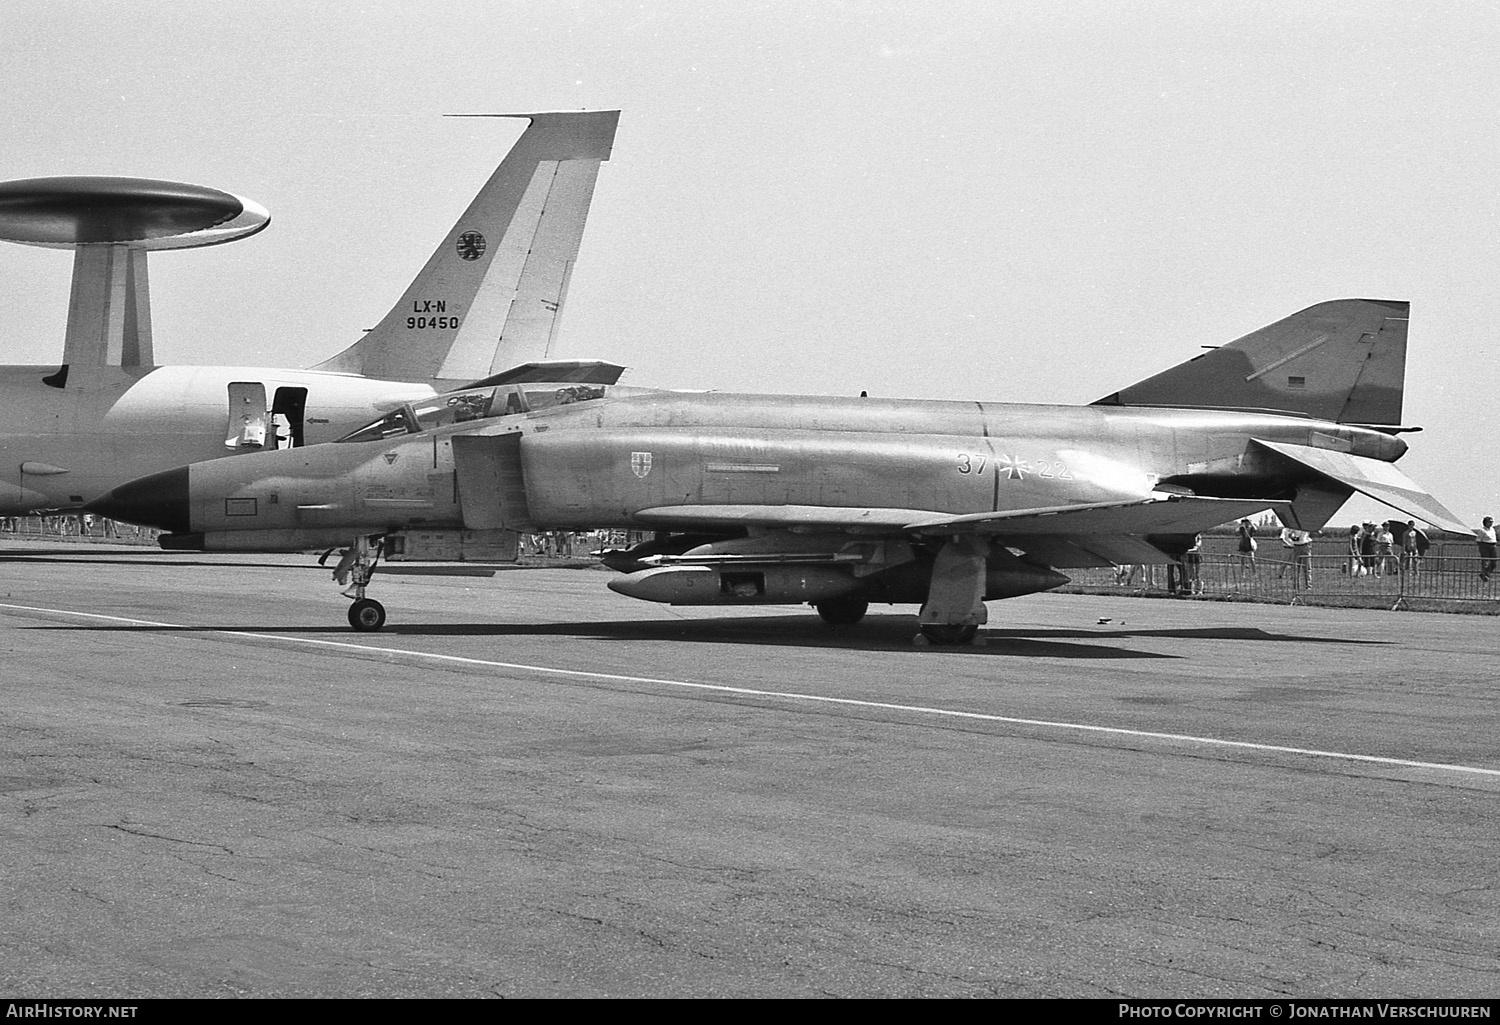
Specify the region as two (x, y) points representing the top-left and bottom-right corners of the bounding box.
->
(1251, 439), (1467, 534)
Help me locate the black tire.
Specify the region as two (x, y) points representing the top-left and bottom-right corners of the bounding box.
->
(815, 598), (869, 626)
(919, 623), (978, 646)
(347, 598), (386, 632)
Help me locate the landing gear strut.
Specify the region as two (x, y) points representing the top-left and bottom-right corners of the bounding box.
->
(914, 536), (989, 647)
(321, 535), (387, 632)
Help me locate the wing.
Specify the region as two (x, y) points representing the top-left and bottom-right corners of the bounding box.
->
(634, 495), (1285, 568)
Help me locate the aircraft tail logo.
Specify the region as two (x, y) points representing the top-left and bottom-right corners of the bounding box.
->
(1093, 298), (1409, 425)
(312, 110), (620, 386)
(455, 231), (486, 261)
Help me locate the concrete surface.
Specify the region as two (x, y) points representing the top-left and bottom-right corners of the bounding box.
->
(1, 543), (1496, 997)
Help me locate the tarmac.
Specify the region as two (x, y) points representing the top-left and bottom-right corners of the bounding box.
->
(1, 542), (1496, 997)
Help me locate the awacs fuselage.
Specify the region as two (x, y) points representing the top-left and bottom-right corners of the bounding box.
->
(0, 364), (434, 513)
(98, 385), (1408, 554)
(0, 109), (619, 516)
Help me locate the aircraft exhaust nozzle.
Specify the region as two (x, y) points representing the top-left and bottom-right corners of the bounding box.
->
(85, 466), (191, 534)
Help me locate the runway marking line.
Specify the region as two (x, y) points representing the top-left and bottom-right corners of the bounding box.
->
(5, 601), (1498, 781)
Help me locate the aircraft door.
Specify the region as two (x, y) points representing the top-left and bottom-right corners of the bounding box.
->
(272, 387), (308, 448)
(226, 382), (270, 450)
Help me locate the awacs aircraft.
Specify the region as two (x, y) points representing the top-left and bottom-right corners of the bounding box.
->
(90, 298), (1465, 643)
(0, 110), (620, 514)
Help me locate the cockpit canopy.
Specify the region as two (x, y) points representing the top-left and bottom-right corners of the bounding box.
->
(336, 382), (608, 444)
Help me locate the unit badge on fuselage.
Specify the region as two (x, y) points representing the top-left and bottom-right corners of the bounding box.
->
(630, 451), (653, 479)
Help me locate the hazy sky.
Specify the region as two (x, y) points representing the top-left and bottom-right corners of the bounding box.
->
(0, 0), (1494, 525)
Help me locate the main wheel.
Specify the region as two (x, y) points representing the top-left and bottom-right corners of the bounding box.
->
(347, 598), (386, 632)
(919, 623), (978, 646)
(815, 598), (869, 626)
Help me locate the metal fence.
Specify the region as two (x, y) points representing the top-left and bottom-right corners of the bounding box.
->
(1064, 553), (1499, 610)
(0, 515), (158, 541)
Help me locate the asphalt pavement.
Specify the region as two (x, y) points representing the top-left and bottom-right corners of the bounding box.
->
(1, 544), (1495, 997)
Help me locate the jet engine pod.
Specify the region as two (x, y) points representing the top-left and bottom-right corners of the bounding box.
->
(0, 176), (269, 249)
(607, 565), (860, 605)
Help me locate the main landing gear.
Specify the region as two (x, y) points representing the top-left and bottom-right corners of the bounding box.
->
(914, 537), (989, 647)
(321, 535), (387, 632)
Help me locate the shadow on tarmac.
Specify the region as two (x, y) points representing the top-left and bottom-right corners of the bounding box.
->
(32, 614), (1391, 659)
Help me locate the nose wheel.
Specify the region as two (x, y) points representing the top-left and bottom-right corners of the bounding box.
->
(321, 535), (389, 631)
(347, 598), (387, 632)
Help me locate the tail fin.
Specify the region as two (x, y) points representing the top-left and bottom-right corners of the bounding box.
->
(1093, 298), (1409, 425)
(312, 110), (619, 384)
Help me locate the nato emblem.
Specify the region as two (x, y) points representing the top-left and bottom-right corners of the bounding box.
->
(456, 231), (486, 261)
(630, 451), (653, 479)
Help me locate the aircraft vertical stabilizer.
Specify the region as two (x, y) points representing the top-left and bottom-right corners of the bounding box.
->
(1094, 298), (1409, 425)
(312, 110), (619, 385)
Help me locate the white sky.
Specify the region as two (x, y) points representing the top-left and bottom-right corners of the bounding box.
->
(0, 0), (1494, 526)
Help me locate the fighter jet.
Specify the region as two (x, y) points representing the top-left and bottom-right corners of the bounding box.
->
(0, 110), (620, 513)
(91, 297), (1464, 643)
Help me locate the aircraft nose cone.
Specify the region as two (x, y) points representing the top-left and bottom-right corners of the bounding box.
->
(86, 466), (191, 533)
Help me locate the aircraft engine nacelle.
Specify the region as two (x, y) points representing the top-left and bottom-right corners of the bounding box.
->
(607, 565), (861, 605)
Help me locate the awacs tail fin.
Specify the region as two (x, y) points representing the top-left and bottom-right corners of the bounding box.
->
(312, 110), (619, 384)
(1094, 299), (1409, 425)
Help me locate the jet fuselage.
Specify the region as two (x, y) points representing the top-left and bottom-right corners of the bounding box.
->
(106, 386), (1407, 549)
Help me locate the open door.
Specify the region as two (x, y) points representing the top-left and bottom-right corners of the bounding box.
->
(226, 382), (269, 449)
(272, 386), (308, 448)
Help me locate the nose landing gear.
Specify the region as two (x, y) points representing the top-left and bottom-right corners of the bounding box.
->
(321, 535), (388, 632)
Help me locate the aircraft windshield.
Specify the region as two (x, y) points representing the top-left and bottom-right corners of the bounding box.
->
(335, 382), (608, 443)
(336, 405), (420, 444)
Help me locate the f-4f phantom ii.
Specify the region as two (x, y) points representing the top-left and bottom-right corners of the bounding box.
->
(91, 297), (1464, 643)
(0, 110), (619, 513)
